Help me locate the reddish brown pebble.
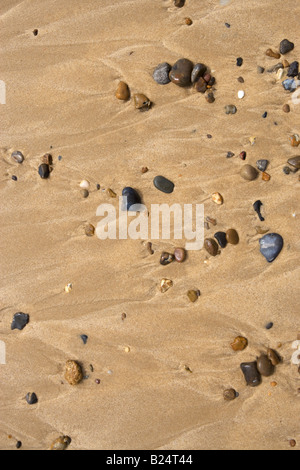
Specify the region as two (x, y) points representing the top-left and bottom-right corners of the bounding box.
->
(231, 336), (248, 351)
(195, 77), (207, 93)
(121, 313), (127, 321)
(262, 172), (271, 181)
(239, 151), (247, 160)
(266, 48), (281, 59)
(205, 92), (215, 103)
(42, 153), (53, 165)
(134, 94), (151, 109)
(174, 247), (186, 263)
(267, 348), (281, 366)
(185, 18), (193, 25)
(283, 104), (290, 113)
(203, 73), (211, 83)
(141, 167), (149, 174)
(85, 224), (95, 237)
(289, 439), (296, 448)
(95, 379), (101, 385)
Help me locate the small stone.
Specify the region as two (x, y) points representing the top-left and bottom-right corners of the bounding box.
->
(287, 156), (300, 169)
(231, 336), (248, 351)
(11, 313), (29, 331)
(115, 81), (130, 100)
(240, 164), (258, 181)
(174, 247), (186, 263)
(256, 159), (269, 172)
(225, 105), (237, 115)
(283, 166), (291, 175)
(107, 188), (117, 198)
(212, 192), (223, 205)
(65, 360), (83, 385)
(282, 59), (290, 68)
(240, 362), (262, 387)
(153, 63), (172, 85)
(238, 90), (245, 99)
(283, 104), (290, 113)
(80, 189), (89, 198)
(262, 172), (271, 181)
(194, 77), (207, 93)
(214, 232), (227, 248)
(291, 350), (300, 365)
(79, 180), (90, 190)
(16, 441), (22, 449)
(25, 392), (38, 405)
(255, 227), (269, 235)
(33, 29), (38, 36)
(147, 242), (154, 255)
(204, 238), (219, 256)
(266, 48), (281, 59)
(279, 39), (294, 55)
(38, 163), (50, 179)
(122, 187), (142, 211)
(160, 278), (173, 293)
(95, 378), (101, 384)
(226, 151), (235, 158)
(64, 283), (73, 293)
(42, 153), (52, 165)
(50, 436), (72, 451)
(174, 0), (185, 6)
(265, 322), (273, 330)
(191, 63), (207, 83)
(257, 354), (275, 377)
(239, 151), (247, 160)
(223, 389), (237, 401)
(160, 252), (174, 266)
(80, 335), (88, 345)
(169, 58), (194, 87)
(141, 167), (149, 174)
(236, 57), (243, 67)
(205, 92), (215, 103)
(225, 22), (231, 28)
(12, 175), (18, 181)
(253, 200), (265, 222)
(289, 439), (297, 448)
(185, 17), (193, 25)
(84, 223), (95, 237)
(187, 290), (198, 303)
(259, 233), (284, 263)
(153, 175), (174, 194)
(257, 66), (265, 74)
(237, 77), (244, 83)
(290, 135), (300, 147)
(226, 229), (239, 245)
(11, 151), (24, 164)
(134, 94), (151, 110)
(206, 216), (217, 226)
(124, 346), (130, 353)
(282, 78), (297, 92)
(262, 111), (268, 118)
(267, 348), (281, 366)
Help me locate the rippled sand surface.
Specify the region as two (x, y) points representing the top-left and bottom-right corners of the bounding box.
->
(0, 0), (299, 450)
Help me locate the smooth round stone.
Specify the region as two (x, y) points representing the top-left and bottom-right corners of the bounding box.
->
(11, 312), (29, 331)
(191, 63), (207, 83)
(80, 189), (89, 198)
(259, 233), (283, 263)
(265, 322), (273, 330)
(194, 77), (207, 93)
(283, 104), (290, 113)
(226, 229), (239, 245)
(153, 176), (174, 194)
(122, 187), (142, 211)
(257, 354), (275, 377)
(287, 156), (300, 169)
(225, 105), (237, 115)
(160, 252), (174, 266)
(204, 238), (219, 256)
(153, 63), (171, 85)
(223, 388), (237, 401)
(11, 151), (24, 164)
(240, 164), (258, 181)
(26, 392), (38, 405)
(214, 231), (227, 248)
(280, 39), (294, 55)
(169, 58), (194, 87)
(174, 247), (186, 263)
(238, 90), (245, 99)
(38, 163), (50, 179)
(115, 81), (130, 100)
(240, 362), (262, 387)
(256, 159), (269, 172)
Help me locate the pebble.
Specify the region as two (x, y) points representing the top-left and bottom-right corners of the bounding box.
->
(50, 436), (72, 451)
(214, 231), (227, 248)
(223, 389), (237, 401)
(225, 105), (237, 115)
(11, 151), (24, 164)
(226, 151), (235, 158)
(262, 111), (268, 118)
(141, 167), (148, 174)
(191, 63), (207, 84)
(79, 180), (90, 190)
(240, 362), (262, 387)
(262, 172), (271, 181)
(187, 290), (199, 303)
(80, 334), (88, 345)
(240, 164), (258, 181)
(84, 223), (95, 237)
(160, 252), (174, 266)
(153, 63), (171, 85)
(265, 322), (274, 330)
(257, 354), (275, 377)
(80, 189), (89, 198)
(33, 29), (38, 36)
(259, 233), (283, 263)
(236, 57), (243, 67)
(287, 156), (300, 169)
(42, 153), (52, 165)
(174, 247), (186, 263)
(134, 94), (151, 110)
(282, 78), (297, 91)
(253, 200), (265, 222)
(122, 187), (141, 211)
(266, 48), (281, 59)
(16, 441), (22, 449)
(169, 58), (194, 87)
(206, 216), (217, 226)
(289, 439), (297, 448)
(185, 18), (193, 26)
(65, 360), (83, 385)
(239, 151), (247, 160)
(231, 336), (248, 351)
(280, 39), (294, 55)
(291, 350), (300, 365)
(212, 192), (223, 205)
(283, 166), (291, 175)
(226, 229), (239, 245)
(12, 175), (18, 181)
(115, 81), (130, 100)
(194, 77), (207, 93)
(174, 0), (185, 6)
(107, 188), (117, 198)
(25, 392), (38, 405)
(160, 278), (173, 293)
(204, 238), (219, 256)
(257, 66), (265, 74)
(238, 90), (245, 99)
(38, 163), (50, 179)
(290, 134), (300, 147)
(256, 159), (269, 172)
(237, 77), (244, 83)
(64, 283), (73, 293)
(11, 312), (29, 331)
(205, 92), (215, 103)
(225, 22), (231, 28)
(153, 175), (174, 194)
(256, 226), (269, 235)
(283, 104), (290, 113)
(267, 348), (281, 366)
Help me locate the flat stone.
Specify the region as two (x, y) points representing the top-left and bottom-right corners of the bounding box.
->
(153, 63), (172, 85)
(204, 238), (219, 256)
(240, 362), (262, 387)
(256, 159), (269, 172)
(280, 39), (294, 55)
(240, 164), (258, 181)
(169, 58), (194, 87)
(122, 187), (142, 211)
(287, 156), (300, 169)
(226, 229), (239, 245)
(191, 63), (207, 83)
(214, 232), (227, 248)
(153, 175), (174, 194)
(287, 61), (299, 77)
(11, 312), (29, 330)
(257, 354), (275, 377)
(259, 233), (283, 263)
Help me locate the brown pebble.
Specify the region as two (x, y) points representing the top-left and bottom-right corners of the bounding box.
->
(116, 81), (130, 101)
(107, 188), (117, 198)
(80, 189), (89, 198)
(185, 17), (193, 25)
(287, 156), (300, 169)
(42, 153), (53, 165)
(65, 360), (83, 385)
(134, 94), (151, 110)
(231, 336), (248, 351)
(160, 278), (173, 293)
(147, 242), (154, 255)
(289, 439), (296, 448)
(267, 348), (281, 366)
(266, 48), (281, 59)
(257, 354), (275, 377)
(240, 164), (259, 181)
(141, 167), (149, 174)
(160, 252), (174, 266)
(204, 238), (219, 256)
(290, 135), (300, 147)
(95, 379), (101, 385)
(262, 172), (271, 181)
(174, 247), (186, 263)
(121, 313), (127, 321)
(194, 77), (207, 93)
(223, 388), (237, 401)
(206, 216), (217, 226)
(50, 436), (72, 451)
(283, 104), (290, 113)
(270, 381), (277, 387)
(187, 290), (198, 303)
(237, 76), (244, 83)
(205, 92), (215, 103)
(282, 59), (290, 68)
(226, 229), (239, 245)
(85, 223), (95, 237)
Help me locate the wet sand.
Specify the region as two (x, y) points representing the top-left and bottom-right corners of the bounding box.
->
(0, 0), (299, 450)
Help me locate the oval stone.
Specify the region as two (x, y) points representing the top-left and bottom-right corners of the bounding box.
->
(153, 63), (171, 85)
(204, 238), (219, 256)
(223, 388), (237, 401)
(287, 156), (300, 169)
(169, 58), (194, 87)
(191, 63), (207, 83)
(153, 176), (174, 194)
(259, 233), (283, 263)
(226, 229), (239, 245)
(122, 187), (142, 211)
(116, 81), (130, 100)
(38, 163), (50, 179)
(240, 362), (262, 387)
(257, 354), (275, 377)
(174, 247), (186, 263)
(240, 164), (258, 181)
(65, 360), (83, 386)
(11, 151), (24, 164)
(231, 336), (248, 351)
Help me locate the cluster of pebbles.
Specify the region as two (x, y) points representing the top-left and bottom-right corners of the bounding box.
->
(115, 81), (151, 111)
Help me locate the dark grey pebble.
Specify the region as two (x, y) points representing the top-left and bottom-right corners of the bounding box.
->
(153, 63), (172, 85)
(225, 105), (237, 115)
(240, 362), (262, 387)
(11, 151), (24, 164)
(26, 392), (38, 405)
(153, 175), (175, 194)
(253, 200), (265, 222)
(12, 175), (18, 181)
(191, 63), (207, 83)
(236, 57), (243, 67)
(58, 155), (62, 161)
(280, 39), (294, 55)
(226, 151), (235, 158)
(80, 334), (88, 345)
(38, 163), (50, 179)
(237, 77), (244, 83)
(11, 313), (29, 331)
(262, 111), (268, 118)
(287, 61), (299, 77)
(283, 166), (291, 175)
(259, 233), (283, 263)
(256, 159), (269, 172)
(122, 187), (142, 211)
(265, 322), (273, 330)
(225, 23), (231, 28)
(214, 231), (227, 248)
(257, 354), (275, 377)
(257, 66), (265, 74)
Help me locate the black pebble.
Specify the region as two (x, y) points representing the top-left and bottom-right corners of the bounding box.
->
(225, 23), (231, 28)
(265, 322), (274, 330)
(280, 39), (294, 55)
(236, 57), (243, 67)
(287, 61), (299, 77)
(240, 362), (262, 387)
(122, 187), (142, 211)
(38, 163), (50, 179)
(26, 392), (38, 405)
(214, 232), (227, 248)
(153, 176), (175, 194)
(283, 166), (291, 175)
(253, 200), (265, 222)
(16, 441), (22, 449)
(12, 175), (18, 181)
(11, 313), (29, 331)
(262, 111), (268, 118)
(256, 159), (269, 172)
(80, 334), (88, 345)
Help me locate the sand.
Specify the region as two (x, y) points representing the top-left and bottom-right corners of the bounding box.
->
(0, 0), (299, 451)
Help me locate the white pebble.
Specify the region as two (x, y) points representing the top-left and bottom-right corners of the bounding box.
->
(79, 180), (90, 190)
(291, 340), (300, 350)
(291, 350), (300, 365)
(238, 90), (245, 99)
